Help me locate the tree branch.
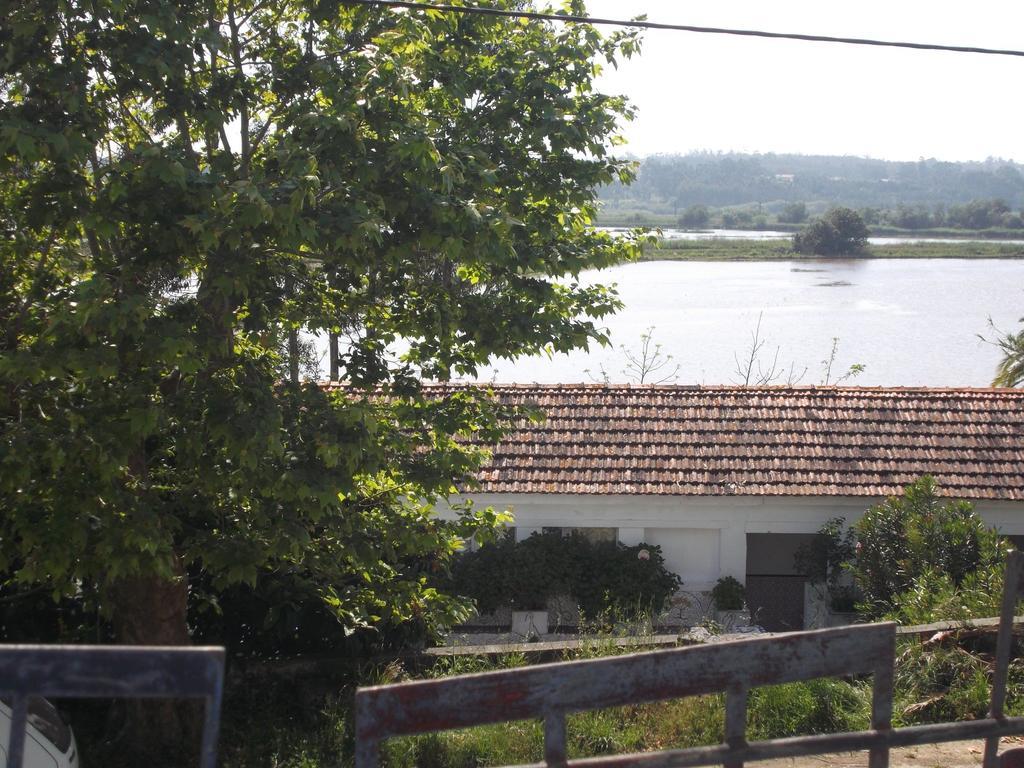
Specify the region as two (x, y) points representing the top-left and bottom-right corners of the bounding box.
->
(227, 0), (251, 177)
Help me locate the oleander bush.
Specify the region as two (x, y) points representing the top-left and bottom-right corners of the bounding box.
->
(852, 476), (1007, 617)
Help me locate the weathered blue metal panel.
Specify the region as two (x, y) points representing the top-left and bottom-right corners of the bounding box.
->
(0, 645), (225, 768)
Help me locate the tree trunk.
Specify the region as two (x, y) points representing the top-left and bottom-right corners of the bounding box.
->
(109, 565), (189, 646)
(288, 326), (300, 383)
(106, 557), (198, 765)
(329, 331), (339, 382)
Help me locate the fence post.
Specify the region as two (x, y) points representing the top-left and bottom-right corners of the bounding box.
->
(985, 550), (1024, 768)
(545, 710), (567, 767)
(869, 631), (895, 768)
(724, 684), (749, 768)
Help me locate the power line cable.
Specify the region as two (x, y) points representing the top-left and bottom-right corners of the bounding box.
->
(342, 0), (1024, 58)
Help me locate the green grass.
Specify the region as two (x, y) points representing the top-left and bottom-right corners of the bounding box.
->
(637, 237), (1024, 262)
(212, 646), (872, 768)
(867, 240), (1024, 258)
(383, 695), (724, 766)
(892, 641), (992, 727)
(861, 225), (1024, 240)
(641, 239), (794, 261)
(383, 676), (871, 766)
(218, 678), (355, 768)
(748, 679), (870, 739)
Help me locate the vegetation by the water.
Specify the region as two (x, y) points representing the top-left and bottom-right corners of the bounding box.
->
(601, 209), (1024, 239)
(792, 208), (870, 256)
(599, 152), (1024, 215)
(868, 241), (1024, 258)
(639, 237), (1024, 262)
(598, 155), (1024, 235)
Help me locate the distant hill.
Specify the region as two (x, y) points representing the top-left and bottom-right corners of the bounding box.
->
(599, 152), (1024, 217)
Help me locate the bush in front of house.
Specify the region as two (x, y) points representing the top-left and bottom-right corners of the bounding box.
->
(787, 478), (1010, 623)
(448, 532), (681, 619)
(711, 576), (746, 611)
(882, 561), (1007, 626)
(851, 475), (1007, 617)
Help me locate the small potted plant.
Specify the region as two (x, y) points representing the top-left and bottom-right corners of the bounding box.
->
(711, 576), (749, 629)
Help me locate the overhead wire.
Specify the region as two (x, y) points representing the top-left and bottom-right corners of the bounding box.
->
(341, 0), (1024, 58)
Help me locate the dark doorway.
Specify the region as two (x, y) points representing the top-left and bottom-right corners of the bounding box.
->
(746, 575), (806, 631)
(745, 533), (819, 632)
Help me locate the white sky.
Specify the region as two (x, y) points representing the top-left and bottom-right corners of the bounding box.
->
(584, 0), (1024, 162)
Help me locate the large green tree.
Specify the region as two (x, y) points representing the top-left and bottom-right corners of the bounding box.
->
(1, 0), (640, 662)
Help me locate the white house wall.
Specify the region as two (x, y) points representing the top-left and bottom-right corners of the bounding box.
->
(442, 494), (1024, 591)
(643, 528), (721, 586)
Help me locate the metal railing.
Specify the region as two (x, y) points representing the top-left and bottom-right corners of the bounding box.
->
(0, 644), (225, 768)
(355, 550), (1024, 768)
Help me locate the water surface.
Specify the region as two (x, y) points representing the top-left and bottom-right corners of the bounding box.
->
(476, 259), (1024, 387)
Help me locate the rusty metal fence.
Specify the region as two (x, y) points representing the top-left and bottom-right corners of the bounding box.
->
(355, 550), (1024, 768)
(0, 644), (225, 768)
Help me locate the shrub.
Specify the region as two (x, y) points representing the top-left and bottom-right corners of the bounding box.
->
(448, 533), (681, 618)
(573, 540), (681, 618)
(893, 641), (992, 725)
(747, 679), (869, 739)
(778, 202), (808, 224)
(792, 207), (869, 255)
(851, 476), (1006, 617)
(678, 205), (710, 228)
(884, 562), (1006, 625)
(711, 576), (745, 611)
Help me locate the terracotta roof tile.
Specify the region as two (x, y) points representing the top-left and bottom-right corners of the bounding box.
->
(439, 384), (1024, 500)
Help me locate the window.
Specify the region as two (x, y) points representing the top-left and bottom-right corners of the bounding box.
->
(542, 527), (617, 544)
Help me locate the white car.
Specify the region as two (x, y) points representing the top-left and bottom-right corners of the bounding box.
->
(0, 698), (79, 768)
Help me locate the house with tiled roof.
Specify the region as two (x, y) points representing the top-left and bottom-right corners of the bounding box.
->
(442, 384), (1024, 630)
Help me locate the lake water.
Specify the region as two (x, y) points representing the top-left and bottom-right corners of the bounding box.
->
(474, 259), (1024, 387)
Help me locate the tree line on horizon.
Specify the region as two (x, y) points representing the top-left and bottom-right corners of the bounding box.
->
(664, 197), (1024, 233)
(600, 152), (1024, 216)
